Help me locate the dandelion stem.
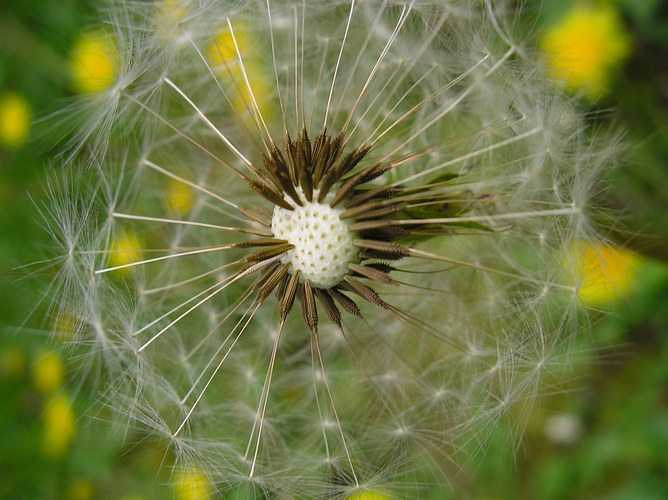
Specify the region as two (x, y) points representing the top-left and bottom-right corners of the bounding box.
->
(173, 299), (263, 437)
(181, 27), (266, 155)
(309, 37), (329, 133)
(140, 260), (242, 296)
(248, 316), (285, 479)
(134, 260), (246, 335)
(368, 54), (490, 149)
(111, 212), (272, 236)
(379, 47), (516, 157)
(184, 285), (256, 362)
(293, 5), (299, 132)
(311, 329), (359, 486)
(323, 0), (356, 130)
(142, 159), (245, 211)
(393, 126), (543, 185)
(349, 207), (579, 231)
(94, 244), (236, 275)
(180, 288), (259, 404)
(125, 91), (253, 173)
(355, 8), (450, 144)
(163, 76), (254, 168)
(341, 1), (413, 135)
(265, 0), (288, 133)
(404, 247), (576, 292)
(333, 0), (389, 128)
(137, 257), (281, 353)
(225, 17), (275, 148)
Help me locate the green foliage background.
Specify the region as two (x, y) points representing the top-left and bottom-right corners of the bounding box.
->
(0, 0), (666, 498)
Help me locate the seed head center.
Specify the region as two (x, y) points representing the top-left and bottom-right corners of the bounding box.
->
(271, 197), (358, 289)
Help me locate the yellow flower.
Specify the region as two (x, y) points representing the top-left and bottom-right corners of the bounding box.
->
(0, 92), (31, 148)
(32, 350), (64, 393)
(158, 0), (188, 25)
(569, 241), (639, 307)
(164, 177), (195, 216)
(346, 491), (392, 500)
(108, 231), (143, 274)
(208, 25), (248, 67)
(174, 468), (212, 500)
(154, 0), (191, 40)
(207, 24), (275, 122)
(52, 312), (79, 341)
(42, 394), (76, 459)
(541, 5), (631, 100)
(70, 30), (118, 94)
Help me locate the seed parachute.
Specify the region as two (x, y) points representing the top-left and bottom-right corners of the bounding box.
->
(42, 0), (620, 498)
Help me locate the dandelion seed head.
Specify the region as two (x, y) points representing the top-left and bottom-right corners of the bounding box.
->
(272, 190), (357, 288)
(38, 0), (625, 496)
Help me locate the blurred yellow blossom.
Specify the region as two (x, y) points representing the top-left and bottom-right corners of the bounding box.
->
(66, 478), (94, 500)
(42, 394), (76, 459)
(207, 23), (249, 67)
(108, 231), (143, 274)
(52, 312), (79, 341)
(570, 241), (640, 307)
(346, 491), (392, 500)
(158, 0), (188, 25)
(0, 92), (31, 148)
(207, 24), (274, 122)
(154, 0), (191, 42)
(70, 30), (118, 94)
(174, 468), (212, 500)
(541, 5), (631, 100)
(165, 177), (195, 216)
(1, 345), (26, 379)
(32, 350), (64, 393)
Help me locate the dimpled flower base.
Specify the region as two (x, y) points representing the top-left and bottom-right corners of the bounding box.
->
(271, 199), (358, 289)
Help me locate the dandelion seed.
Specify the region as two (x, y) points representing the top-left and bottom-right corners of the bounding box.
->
(42, 0), (622, 497)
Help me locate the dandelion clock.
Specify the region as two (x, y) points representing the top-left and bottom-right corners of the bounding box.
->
(43, 0), (621, 497)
